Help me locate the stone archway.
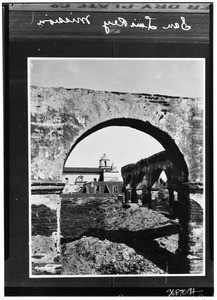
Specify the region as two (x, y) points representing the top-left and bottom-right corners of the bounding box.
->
(150, 168), (170, 211)
(30, 87), (203, 275)
(31, 87), (202, 183)
(121, 148), (190, 255)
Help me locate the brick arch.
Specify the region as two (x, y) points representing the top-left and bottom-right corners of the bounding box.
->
(189, 199), (203, 224)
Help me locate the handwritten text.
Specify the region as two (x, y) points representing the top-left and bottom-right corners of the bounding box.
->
(102, 16), (157, 34)
(36, 14), (192, 35)
(163, 16), (191, 30)
(102, 15), (190, 34)
(166, 288), (204, 297)
(37, 14), (91, 28)
(102, 17), (127, 34)
(130, 16), (157, 30)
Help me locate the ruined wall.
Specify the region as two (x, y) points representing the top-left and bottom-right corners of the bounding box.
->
(30, 86), (203, 275)
(121, 151), (181, 188)
(121, 153), (204, 224)
(31, 193), (62, 275)
(31, 86), (203, 183)
(121, 151), (204, 272)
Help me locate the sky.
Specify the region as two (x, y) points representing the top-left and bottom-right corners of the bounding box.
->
(30, 58), (204, 181)
(30, 58), (204, 97)
(64, 126), (164, 180)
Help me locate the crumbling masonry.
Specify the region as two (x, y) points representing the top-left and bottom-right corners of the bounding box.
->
(31, 87), (203, 275)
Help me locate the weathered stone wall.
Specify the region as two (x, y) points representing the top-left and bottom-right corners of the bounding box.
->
(150, 193), (203, 225)
(31, 86), (203, 183)
(31, 194), (62, 275)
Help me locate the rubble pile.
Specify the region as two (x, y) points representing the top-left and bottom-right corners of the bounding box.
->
(62, 236), (165, 275)
(102, 203), (174, 231)
(61, 196), (177, 241)
(60, 196), (180, 275)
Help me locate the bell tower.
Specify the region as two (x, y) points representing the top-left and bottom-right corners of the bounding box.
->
(99, 153), (112, 170)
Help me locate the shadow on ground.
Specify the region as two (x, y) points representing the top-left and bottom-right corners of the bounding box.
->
(61, 224), (189, 274)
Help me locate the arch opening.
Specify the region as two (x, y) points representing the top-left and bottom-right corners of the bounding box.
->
(63, 118), (189, 181)
(61, 118), (190, 269)
(151, 170), (170, 215)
